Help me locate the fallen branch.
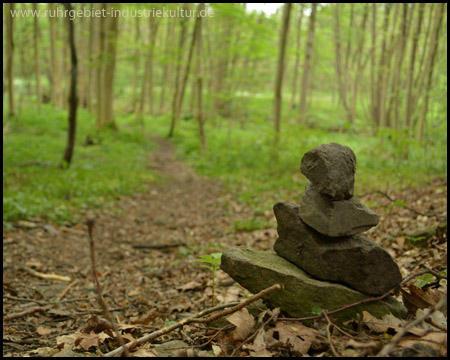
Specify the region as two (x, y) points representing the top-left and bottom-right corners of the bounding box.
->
(376, 293), (447, 357)
(279, 269), (445, 323)
(19, 266), (71, 282)
(103, 283), (281, 357)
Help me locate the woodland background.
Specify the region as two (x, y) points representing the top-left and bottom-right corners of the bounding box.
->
(2, 3), (448, 357)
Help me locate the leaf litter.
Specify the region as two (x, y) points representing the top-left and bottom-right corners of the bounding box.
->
(2, 138), (447, 357)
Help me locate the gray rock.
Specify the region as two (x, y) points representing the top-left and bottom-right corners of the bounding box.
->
(273, 202), (402, 296)
(220, 247), (407, 322)
(298, 182), (379, 236)
(300, 142), (356, 200)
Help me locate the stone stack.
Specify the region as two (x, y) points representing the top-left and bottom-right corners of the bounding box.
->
(221, 143), (405, 321)
(274, 143), (402, 296)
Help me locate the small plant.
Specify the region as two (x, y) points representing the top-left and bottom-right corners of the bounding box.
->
(195, 252), (222, 306)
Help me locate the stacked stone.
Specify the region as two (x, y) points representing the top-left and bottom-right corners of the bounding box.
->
(274, 143), (402, 296)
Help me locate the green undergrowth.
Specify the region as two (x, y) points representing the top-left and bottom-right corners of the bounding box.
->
(3, 105), (157, 227)
(146, 111), (447, 214)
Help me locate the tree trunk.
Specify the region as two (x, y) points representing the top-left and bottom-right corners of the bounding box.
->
(332, 3), (351, 122)
(5, 3), (15, 117)
(298, 3), (317, 124)
(195, 3), (207, 150)
(274, 3), (292, 142)
(168, 3), (190, 137)
(33, 3), (42, 111)
(403, 3), (424, 130)
(146, 20), (159, 116)
(416, 3), (445, 141)
(60, 3), (78, 168)
(289, 4), (304, 112)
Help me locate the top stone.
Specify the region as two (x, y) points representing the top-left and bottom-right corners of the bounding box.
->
(300, 142), (356, 200)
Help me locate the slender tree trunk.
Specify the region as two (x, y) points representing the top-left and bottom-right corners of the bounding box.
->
(87, 3), (99, 113)
(386, 4), (409, 129)
(33, 4), (42, 111)
(195, 3), (206, 150)
(289, 4), (304, 112)
(274, 3), (292, 142)
(60, 3), (78, 168)
(403, 3), (424, 130)
(416, 3), (445, 141)
(147, 20), (159, 116)
(103, 6), (119, 129)
(298, 3), (317, 124)
(332, 3), (351, 122)
(370, 4), (377, 124)
(349, 3), (369, 123)
(5, 3), (15, 117)
(168, 4), (190, 137)
(130, 16), (141, 112)
(159, 19), (175, 115)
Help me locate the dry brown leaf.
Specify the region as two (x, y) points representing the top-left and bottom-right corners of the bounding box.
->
(265, 322), (319, 356)
(176, 280), (203, 291)
(36, 326), (53, 336)
(226, 308), (255, 341)
(75, 332), (102, 351)
(398, 331), (447, 356)
(246, 328), (271, 357)
(363, 311), (429, 337)
(402, 285), (445, 314)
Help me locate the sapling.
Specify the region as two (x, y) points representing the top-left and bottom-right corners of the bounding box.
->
(195, 252), (222, 306)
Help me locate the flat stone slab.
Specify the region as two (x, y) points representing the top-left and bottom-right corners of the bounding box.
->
(298, 182), (379, 236)
(274, 202), (402, 295)
(300, 142), (356, 200)
(220, 247), (407, 322)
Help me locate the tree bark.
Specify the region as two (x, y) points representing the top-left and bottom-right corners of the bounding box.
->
(403, 3), (424, 130)
(33, 3), (42, 111)
(274, 3), (292, 142)
(416, 3), (445, 141)
(168, 3), (190, 137)
(298, 3), (317, 124)
(289, 4), (304, 112)
(5, 3), (15, 117)
(60, 3), (78, 168)
(195, 3), (207, 150)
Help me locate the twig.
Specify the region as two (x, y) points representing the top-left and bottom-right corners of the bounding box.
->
(4, 280), (77, 321)
(86, 218), (129, 357)
(103, 284), (281, 357)
(323, 311), (340, 357)
(19, 266), (71, 282)
(279, 269), (442, 322)
(376, 294), (447, 357)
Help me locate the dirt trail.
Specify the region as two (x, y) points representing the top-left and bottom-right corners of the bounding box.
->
(3, 137), (267, 356)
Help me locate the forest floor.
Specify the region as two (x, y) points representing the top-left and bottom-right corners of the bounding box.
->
(3, 138), (447, 357)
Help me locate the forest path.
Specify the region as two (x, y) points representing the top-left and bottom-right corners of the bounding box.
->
(3, 136), (275, 356)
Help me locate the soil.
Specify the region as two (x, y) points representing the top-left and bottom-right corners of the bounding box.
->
(2, 138), (447, 357)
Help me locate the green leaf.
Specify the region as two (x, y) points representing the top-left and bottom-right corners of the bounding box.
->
(311, 306), (322, 315)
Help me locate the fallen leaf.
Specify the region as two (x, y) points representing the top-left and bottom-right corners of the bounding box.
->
(176, 280), (203, 291)
(398, 332), (447, 356)
(36, 326), (52, 336)
(265, 322), (320, 356)
(246, 328), (271, 357)
(226, 308), (255, 341)
(401, 285), (445, 313)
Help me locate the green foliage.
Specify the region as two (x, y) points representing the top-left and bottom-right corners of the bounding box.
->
(3, 105), (156, 226)
(311, 305), (323, 315)
(195, 252), (222, 306)
(233, 217), (273, 232)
